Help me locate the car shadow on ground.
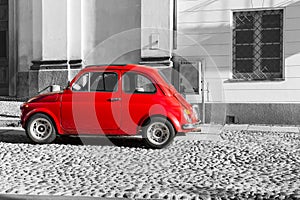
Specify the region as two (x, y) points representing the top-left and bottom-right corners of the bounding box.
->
(56, 135), (146, 148)
(0, 129), (146, 148)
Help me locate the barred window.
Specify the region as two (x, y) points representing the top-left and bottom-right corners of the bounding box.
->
(233, 10), (283, 80)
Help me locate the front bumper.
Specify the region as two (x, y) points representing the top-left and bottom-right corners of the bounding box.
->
(182, 121), (201, 131)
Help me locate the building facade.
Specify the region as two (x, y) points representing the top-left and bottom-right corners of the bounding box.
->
(175, 0), (300, 124)
(1, 0), (300, 124)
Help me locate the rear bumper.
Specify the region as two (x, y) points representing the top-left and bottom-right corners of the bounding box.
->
(182, 121), (201, 131)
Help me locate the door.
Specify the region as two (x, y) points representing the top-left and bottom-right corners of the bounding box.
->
(61, 71), (122, 134)
(121, 71), (158, 134)
(0, 0), (8, 95)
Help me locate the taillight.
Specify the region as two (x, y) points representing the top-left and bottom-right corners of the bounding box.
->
(192, 105), (200, 121)
(183, 109), (192, 123)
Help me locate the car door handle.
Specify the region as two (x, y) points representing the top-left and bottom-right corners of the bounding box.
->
(109, 98), (121, 102)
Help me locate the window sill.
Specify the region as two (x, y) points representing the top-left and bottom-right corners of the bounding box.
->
(225, 78), (285, 83)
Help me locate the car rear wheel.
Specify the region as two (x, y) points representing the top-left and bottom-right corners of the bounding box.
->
(26, 113), (56, 144)
(142, 117), (175, 149)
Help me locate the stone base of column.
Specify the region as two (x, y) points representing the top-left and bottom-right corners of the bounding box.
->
(140, 57), (173, 68)
(17, 60), (82, 99)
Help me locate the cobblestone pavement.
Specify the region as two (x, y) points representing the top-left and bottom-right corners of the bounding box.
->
(0, 130), (300, 199)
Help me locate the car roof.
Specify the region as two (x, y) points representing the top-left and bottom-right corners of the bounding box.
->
(71, 64), (172, 96)
(83, 64), (158, 73)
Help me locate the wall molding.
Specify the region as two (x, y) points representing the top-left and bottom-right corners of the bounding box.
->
(31, 59), (82, 70)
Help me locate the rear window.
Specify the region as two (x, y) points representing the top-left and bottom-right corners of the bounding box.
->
(122, 72), (156, 94)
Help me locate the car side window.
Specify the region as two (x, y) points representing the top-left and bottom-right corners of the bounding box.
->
(104, 73), (118, 92)
(122, 72), (156, 94)
(72, 72), (118, 92)
(90, 72), (104, 91)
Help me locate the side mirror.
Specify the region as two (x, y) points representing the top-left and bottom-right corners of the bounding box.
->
(65, 81), (71, 89)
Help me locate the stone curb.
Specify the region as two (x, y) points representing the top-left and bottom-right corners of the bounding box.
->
(199, 124), (300, 134)
(1, 119), (300, 134)
(0, 117), (20, 128)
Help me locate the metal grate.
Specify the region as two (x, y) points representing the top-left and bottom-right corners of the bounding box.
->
(233, 10), (283, 80)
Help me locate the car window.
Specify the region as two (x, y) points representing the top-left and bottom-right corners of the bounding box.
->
(90, 72), (104, 91)
(122, 72), (156, 94)
(73, 72), (118, 92)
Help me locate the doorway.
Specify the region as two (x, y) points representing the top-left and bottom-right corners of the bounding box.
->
(172, 56), (205, 123)
(0, 0), (8, 95)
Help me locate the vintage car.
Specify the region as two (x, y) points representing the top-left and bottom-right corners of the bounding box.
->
(20, 64), (200, 148)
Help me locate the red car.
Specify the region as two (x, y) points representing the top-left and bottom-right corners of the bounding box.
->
(20, 64), (200, 148)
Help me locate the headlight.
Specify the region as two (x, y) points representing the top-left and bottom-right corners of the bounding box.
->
(20, 103), (29, 110)
(183, 109), (192, 123)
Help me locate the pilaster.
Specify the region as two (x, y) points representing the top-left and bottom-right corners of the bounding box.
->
(141, 0), (173, 59)
(28, 0), (82, 96)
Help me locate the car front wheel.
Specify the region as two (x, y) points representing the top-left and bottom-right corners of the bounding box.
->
(26, 113), (57, 144)
(142, 117), (175, 149)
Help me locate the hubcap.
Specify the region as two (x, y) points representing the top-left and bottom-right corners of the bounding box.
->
(29, 118), (53, 140)
(146, 122), (170, 145)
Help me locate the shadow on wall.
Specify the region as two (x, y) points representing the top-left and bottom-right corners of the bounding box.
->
(84, 0), (141, 65)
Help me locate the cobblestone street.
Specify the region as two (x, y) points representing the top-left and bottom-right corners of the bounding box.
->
(0, 129), (299, 199)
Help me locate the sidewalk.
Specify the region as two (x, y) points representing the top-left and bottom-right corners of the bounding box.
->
(199, 123), (300, 133)
(0, 116), (20, 127)
(1, 116), (300, 134)
(176, 124), (299, 141)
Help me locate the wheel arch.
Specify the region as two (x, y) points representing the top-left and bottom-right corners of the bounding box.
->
(24, 109), (62, 134)
(137, 114), (181, 135)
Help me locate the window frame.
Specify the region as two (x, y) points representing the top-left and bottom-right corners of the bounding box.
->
(231, 8), (285, 81)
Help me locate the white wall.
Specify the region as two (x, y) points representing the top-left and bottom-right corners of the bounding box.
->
(176, 0), (300, 103)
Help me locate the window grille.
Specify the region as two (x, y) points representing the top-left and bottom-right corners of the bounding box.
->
(232, 9), (283, 80)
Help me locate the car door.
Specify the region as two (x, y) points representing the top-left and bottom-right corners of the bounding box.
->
(120, 71), (161, 134)
(61, 70), (121, 134)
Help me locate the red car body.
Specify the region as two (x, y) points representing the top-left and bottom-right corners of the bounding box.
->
(20, 65), (200, 147)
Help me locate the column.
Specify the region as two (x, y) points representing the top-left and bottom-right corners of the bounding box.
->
(29, 0), (82, 96)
